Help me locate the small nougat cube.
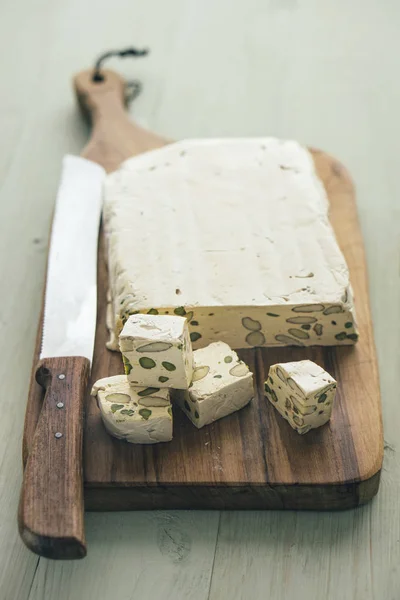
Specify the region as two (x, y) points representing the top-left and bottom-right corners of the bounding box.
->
(91, 375), (173, 444)
(265, 360), (337, 434)
(119, 314), (193, 389)
(173, 341), (254, 428)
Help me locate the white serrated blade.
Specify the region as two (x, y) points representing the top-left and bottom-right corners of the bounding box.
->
(40, 155), (105, 362)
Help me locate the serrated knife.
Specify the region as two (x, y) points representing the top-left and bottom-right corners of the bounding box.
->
(18, 155), (105, 559)
(19, 59), (166, 560)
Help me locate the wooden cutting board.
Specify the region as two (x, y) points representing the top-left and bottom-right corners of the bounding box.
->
(23, 69), (383, 511)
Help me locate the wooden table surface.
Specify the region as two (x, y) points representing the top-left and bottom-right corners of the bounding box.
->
(1, 0), (398, 598)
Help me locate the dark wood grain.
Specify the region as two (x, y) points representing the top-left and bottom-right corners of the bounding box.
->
(22, 69), (383, 513)
(84, 471), (381, 511)
(19, 356), (89, 559)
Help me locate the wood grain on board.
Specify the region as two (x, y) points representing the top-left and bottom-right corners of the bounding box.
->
(22, 69), (383, 512)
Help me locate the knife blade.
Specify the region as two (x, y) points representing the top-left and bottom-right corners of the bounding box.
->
(18, 155), (105, 560)
(41, 156), (104, 360)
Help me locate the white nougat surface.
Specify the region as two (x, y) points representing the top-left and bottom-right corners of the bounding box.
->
(104, 137), (358, 351)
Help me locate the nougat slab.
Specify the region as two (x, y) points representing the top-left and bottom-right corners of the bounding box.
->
(104, 138), (358, 350)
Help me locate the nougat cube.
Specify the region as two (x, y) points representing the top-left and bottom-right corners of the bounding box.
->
(91, 375), (173, 444)
(119, 314), (193, 389)
(173, 341), (254, 428)
(265, 360), (337, 434)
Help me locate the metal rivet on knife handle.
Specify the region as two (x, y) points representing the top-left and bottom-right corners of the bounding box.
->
(56, 402), (64, 409)
(58, 374), (66, 380)
(55, 432), (63, 439)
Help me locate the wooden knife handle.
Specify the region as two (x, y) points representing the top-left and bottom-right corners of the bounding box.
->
(19, 356), (89, 560)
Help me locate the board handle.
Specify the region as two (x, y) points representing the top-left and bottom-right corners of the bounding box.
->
(73, 69), (168, 172)
(19, 356), (89, 560)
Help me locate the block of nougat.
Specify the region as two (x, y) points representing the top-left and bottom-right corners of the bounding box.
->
(91, 375), (173, 444)
(265, 360), (337, 434)
(173, 341), (253, 428)
(119, 314), (193, 389)
(103, 138), (358, 351)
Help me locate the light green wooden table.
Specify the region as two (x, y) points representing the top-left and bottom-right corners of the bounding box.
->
(1, 0), (397, 598)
